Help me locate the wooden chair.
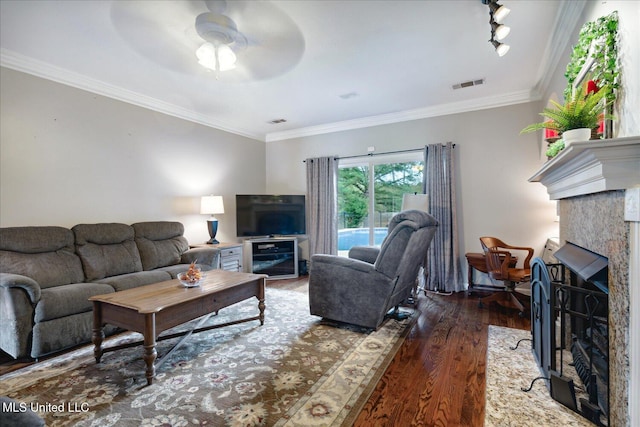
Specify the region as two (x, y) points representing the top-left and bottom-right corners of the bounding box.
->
(477, 236), (534, 316)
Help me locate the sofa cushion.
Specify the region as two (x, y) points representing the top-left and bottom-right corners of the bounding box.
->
(94, 270), (172, 292)
(34, 282), (115, 322)
(132, 221), (190, 270)
(31, 311), (117, 359)
(0, 226), (85, 289)
(73, 223), (143, 281)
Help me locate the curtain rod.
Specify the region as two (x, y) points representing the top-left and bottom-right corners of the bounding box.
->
(303, 144), (455, 162)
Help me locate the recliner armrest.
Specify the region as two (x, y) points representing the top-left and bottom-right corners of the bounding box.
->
(312, 253), (380, 274)
(348, 246), (380, 264)
(0, 273), (41, 303)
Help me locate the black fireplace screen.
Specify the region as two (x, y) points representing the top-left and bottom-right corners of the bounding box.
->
(529, 245), (609, 427)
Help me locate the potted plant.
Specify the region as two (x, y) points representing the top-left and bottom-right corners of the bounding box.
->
(521, 83), (614, 146)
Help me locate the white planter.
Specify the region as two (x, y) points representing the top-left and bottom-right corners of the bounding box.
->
(562, 128), (592, 146)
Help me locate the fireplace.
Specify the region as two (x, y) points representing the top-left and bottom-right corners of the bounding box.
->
(528, 137), (639, 426)
(530, 243), (609, 426)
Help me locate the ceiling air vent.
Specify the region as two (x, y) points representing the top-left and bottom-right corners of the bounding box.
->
(452, 78), (485, 90)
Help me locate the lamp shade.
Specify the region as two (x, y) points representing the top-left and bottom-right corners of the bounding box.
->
(402, 193), (429, 212)
(201, 196), (225, 215)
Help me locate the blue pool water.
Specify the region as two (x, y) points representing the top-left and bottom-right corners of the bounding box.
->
(338, 227), (388, 250)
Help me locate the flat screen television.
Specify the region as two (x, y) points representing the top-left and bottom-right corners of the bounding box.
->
(236, 194), (306, 237)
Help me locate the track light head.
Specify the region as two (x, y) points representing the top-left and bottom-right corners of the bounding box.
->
(491, 39), (510, 57)
(487, 1), (510, 23)
(490, 20), (510, 40)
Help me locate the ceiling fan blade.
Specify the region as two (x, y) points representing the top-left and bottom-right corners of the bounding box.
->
(110, 0), (304, 82)
(111, 0), (203, 74)
(221, 1), (305, 80)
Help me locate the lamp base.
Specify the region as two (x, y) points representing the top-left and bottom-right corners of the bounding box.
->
(206, 218), (219, 245)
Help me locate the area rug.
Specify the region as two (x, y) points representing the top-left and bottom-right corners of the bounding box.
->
(0, 287), (414, 427)
(485, 325), (593, 426)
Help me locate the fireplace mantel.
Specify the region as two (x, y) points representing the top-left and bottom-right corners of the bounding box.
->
(529, 136), (640, 200)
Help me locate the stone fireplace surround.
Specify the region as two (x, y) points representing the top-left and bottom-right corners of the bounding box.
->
(530, 136), (640, 426)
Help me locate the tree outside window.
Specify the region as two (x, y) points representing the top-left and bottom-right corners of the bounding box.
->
(338, 160), (423, 254)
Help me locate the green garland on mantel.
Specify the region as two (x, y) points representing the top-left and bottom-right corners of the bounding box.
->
(564, 11), (619, 103)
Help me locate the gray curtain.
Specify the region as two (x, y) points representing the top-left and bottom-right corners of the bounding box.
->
(423, 142), (463, 292)
(305, 156), (338, 256)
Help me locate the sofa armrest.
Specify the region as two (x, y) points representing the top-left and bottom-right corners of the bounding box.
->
(0, 273), (40, 358)
(0, 273), (41, 303)
(348, 246), (380, 264)
(181, 247), (220, 268)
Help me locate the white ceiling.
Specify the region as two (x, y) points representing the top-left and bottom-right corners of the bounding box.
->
(0, 0), (584, 142)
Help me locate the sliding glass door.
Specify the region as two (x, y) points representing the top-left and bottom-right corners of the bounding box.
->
(337, 153), (423, 256)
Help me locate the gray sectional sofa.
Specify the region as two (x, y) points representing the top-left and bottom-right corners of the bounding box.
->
(0, 221), (220, 359)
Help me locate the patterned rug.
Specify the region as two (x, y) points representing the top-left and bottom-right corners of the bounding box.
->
(485, 325), (594, 426)
(0, 287), (414, 427)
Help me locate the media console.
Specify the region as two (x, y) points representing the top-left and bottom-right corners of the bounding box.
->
(243, 237), (298, 279)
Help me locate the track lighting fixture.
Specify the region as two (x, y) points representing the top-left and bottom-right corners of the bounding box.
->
(482, 0), (511, 56)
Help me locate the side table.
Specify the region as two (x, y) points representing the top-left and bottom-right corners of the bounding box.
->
(191, 242), (243, 272)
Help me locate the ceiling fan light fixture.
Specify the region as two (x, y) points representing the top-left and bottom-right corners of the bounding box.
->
(196, 42), (237, 73)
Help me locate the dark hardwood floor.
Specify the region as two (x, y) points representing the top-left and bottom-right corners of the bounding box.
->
(242, 277), (531, 426)
(353, 285), (530, 427)
(1, 277), (530, 427)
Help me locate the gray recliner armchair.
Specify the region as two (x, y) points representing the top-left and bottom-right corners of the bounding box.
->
(309, 210), (438, 329)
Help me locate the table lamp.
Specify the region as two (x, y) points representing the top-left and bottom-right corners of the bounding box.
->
(201, 195), (224, 244)
(401, 193), (429, 212)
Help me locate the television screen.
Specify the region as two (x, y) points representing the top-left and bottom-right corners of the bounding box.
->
(236, 195), (306, 237)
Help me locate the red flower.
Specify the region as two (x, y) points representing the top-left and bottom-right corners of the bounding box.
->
(586, 80), (600, 94)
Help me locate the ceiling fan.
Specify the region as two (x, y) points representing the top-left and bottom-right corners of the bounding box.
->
(194, 1), (248, 76)
(110, 0), (305, 82)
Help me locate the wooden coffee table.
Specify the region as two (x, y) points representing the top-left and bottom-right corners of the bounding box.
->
(90, 270), (266, 385)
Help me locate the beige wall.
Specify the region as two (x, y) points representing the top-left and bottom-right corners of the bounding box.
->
(266, 102), (559, 285)
(0, 68), (266, 244)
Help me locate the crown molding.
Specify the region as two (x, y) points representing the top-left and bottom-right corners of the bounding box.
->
(0, 49), (263, 142)
(532, 0), (587, 100)
(265, 89), (535, 142)
(0, 8), (586, 147)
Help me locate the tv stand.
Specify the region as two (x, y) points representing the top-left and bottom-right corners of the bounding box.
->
(244, 237), (298, 279)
